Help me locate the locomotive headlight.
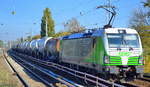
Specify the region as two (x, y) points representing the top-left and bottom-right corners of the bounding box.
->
(104, 56), (109, 64)
(139, 56), (143, 64)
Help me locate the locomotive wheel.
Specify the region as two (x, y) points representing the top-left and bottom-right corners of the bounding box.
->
(99, 72), (110, 80)
(125, 67), (136, 81)
(110, 74), (118, 81)
(136, 73), (143, 78)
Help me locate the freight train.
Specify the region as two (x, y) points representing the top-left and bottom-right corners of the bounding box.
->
(11, 28), (144, 81)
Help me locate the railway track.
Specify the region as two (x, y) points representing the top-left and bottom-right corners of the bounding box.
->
(9, 50), (150, 87)
(143, 74), (150, 79)
(127, 72), (150, 87)
(139, 77), (150, 82)
(9, 52), (82, 87)
(3, 52), (29, 87)
(124, 79), (150, 87)
(114, 72), (150, 87)
(9, 51), (128, 87)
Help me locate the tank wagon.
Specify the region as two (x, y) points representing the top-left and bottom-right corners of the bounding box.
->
(45, 38), (60, 61)
(12, 28), (144, 80)
(37, 37), (52, 59)
(30, 39), (40, 57)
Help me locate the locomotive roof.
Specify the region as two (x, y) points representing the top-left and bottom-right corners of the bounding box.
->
(61, 28), (138, 39)
(61, 29), (104, 39)
(104, 28), (138, 34)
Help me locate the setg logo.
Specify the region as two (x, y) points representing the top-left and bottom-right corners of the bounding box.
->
(118, 52), (131, 56)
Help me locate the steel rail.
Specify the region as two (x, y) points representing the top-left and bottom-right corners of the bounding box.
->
(3, 52), (29, 87)
(10, 54), (55, 87)
(14, 51), (125, 87)
(10, 53), (82, 87)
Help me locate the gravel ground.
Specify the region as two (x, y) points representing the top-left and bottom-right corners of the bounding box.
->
(0, 54), (23, 87)
(5, 53), (47, 87)
(127, 79), (150, 87)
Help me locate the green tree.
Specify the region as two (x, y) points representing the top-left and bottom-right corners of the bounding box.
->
(143, 0), (150, 7)
(129, 9), (148, 30)
(41, 8), (55, 37)
(53, 31), (71, 38)
(32, 35), (41, 40)
(24, 36), (32, 41)
(0, 40), (3, 48)
(143, 0), (150, 25)
(129, 9), (150, 56)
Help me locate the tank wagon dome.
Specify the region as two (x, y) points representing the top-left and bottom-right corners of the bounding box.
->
(38, 37), (53, 53)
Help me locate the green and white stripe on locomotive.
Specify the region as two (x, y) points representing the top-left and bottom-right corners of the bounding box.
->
(103, 28), (143, 66)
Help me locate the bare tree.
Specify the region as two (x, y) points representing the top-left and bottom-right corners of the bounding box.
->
(129, 8), (149, 30)
(63, 18), (85, 33)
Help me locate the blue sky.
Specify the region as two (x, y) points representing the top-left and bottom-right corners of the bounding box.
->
(0, 0), (144, 41)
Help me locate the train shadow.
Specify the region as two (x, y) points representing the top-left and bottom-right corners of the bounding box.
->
(22, 68), (42, 83)
(7, 53), (44, 84)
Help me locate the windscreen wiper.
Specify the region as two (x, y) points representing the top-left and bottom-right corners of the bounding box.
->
(117, 47), (121, 51)
(129, 47), (133, 51)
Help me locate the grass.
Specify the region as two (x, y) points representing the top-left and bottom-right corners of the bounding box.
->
(144, 55), (150, 73)
(0, 55), (21, 87)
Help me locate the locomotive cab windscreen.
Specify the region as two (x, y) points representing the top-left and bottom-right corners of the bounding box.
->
(107, 33), (140, 48)
(104, 28), (143, 66)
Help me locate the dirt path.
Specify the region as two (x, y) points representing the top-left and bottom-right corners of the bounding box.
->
(0, 54), (23, 87)
(5, 53), (47, 87)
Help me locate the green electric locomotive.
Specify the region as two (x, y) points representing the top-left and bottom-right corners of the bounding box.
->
(59, 28), (143, 79)
(12, 27), (144, 80)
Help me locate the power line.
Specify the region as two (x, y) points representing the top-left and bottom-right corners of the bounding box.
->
(54, 0), (100, 26)
(55, 0), (118, 29)
(53, 0), (96, 17)
(55, 7), (98, 27)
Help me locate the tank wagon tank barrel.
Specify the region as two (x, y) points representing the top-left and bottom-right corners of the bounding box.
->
(37, 37), (52, 59)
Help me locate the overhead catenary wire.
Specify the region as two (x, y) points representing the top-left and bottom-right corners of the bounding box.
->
(28, 0), (105, 31)
(53, 0), (96, 17)
(55, 7), (98, 27)
(55, 0), (118, 30)
(31, 0), (120, 31)
(54, 0), (101, 26)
